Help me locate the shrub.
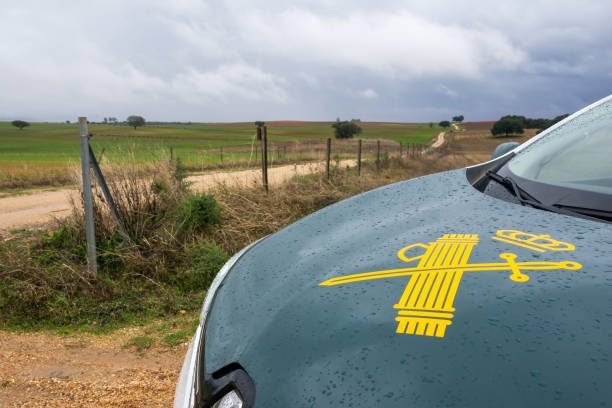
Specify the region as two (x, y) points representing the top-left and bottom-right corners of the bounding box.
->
(176, 193), (223, 235)
(178, 242), (228, 292)
(332, 119), (362, 139)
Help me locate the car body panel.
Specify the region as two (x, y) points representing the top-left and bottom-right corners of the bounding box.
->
(204, 169), (612, 407)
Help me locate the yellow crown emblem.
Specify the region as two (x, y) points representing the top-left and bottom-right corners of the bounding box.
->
(492, 230), (574, 252)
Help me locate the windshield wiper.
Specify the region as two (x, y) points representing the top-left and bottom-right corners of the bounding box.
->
(485, 171), (588, 218)
(553, 204), (612, 223)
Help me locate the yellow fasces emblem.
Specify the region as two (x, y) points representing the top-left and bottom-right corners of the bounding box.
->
(319, 231), (581, 338)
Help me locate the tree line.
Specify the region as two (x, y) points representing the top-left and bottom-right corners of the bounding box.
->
(491, 114), (569, 137)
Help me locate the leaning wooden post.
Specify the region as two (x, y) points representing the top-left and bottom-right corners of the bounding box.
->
(78, 117), (97, 277)
(376, 140), (381, 172)
(326, 138), (331, 179)
(262, 126), (269, 192)
(357, 139), (362, 176)
(220, 146), (223, 163)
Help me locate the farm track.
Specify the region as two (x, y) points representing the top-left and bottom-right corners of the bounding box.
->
(0, 160), (355, 233)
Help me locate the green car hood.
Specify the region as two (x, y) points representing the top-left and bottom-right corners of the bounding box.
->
(205, 169), (612, 407)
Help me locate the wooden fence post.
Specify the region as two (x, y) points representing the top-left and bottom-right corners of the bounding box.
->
(376, 140), (381, 172)
(400, 142), (403, 158)
(326, 138), (331, 179)
(170, 146), (173, 160)
(97, 147), (105, 163)
(357, 139), (362, 176)
(78, 117), (97, 277)
(262, 126), (269, 192)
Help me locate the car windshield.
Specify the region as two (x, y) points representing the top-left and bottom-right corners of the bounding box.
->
(508, 98), (612, 195)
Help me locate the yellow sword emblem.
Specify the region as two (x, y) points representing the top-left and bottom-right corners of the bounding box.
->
(319, 233), (581, 338)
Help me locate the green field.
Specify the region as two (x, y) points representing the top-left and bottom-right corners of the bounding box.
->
(0, 121), (440, 187)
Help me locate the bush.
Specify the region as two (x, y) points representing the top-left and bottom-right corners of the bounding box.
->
(176, 193), (223, 235)
(332, 119), (362, 139)
(178, 242), (228, 292)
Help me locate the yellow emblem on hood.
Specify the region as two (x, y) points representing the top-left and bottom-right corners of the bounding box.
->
(319, 231), (581, 338)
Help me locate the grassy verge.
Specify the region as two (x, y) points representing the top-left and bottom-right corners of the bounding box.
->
(0, 150), (453, 333)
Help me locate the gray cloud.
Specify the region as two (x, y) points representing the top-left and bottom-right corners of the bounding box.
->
(1, 0), (611, 122)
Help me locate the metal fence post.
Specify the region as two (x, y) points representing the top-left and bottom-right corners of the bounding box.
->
(88, 145), (131, 247)
(78, 117), (97, 277)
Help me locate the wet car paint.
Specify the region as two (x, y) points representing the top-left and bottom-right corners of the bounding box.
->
(204, 168), (612, 407)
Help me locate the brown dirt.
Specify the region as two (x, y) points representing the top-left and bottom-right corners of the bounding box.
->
(0, 328), (186, 407)
(0, 123), (538, 407)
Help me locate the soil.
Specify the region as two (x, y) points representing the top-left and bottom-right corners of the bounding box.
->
(0, 328), (186, 407)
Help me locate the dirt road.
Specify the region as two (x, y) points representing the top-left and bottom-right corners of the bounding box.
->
(0, 160), (355, 232)
(429, 131), (446, 149)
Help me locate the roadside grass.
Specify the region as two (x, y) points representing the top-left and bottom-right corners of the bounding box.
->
(0, 121), (439, 188)
(124, 335), (155, 352)
(162, 330), (190, 347)
(0, 149), (456, 334)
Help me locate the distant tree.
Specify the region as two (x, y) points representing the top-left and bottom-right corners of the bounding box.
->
(254, 121), (265, 128)
(438, 120), (450, 128)
(497, 113), (569, 133)
(452, 115), (464, 123)
(127, 115), (145, 129)
(65, 120), (70, 124)
(491, 117), (524, 137)
(332, 119), (362, 139)
(428, 122), (434, 128)
(11, 120), (30, 130)
(536, 114), (570, 133)
(499, 115), (527, 128)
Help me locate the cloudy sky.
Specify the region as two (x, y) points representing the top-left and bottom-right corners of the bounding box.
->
(1, 0), (611, 122)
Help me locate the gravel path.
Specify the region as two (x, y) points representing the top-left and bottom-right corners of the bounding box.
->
(0, 329), (185, 407)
